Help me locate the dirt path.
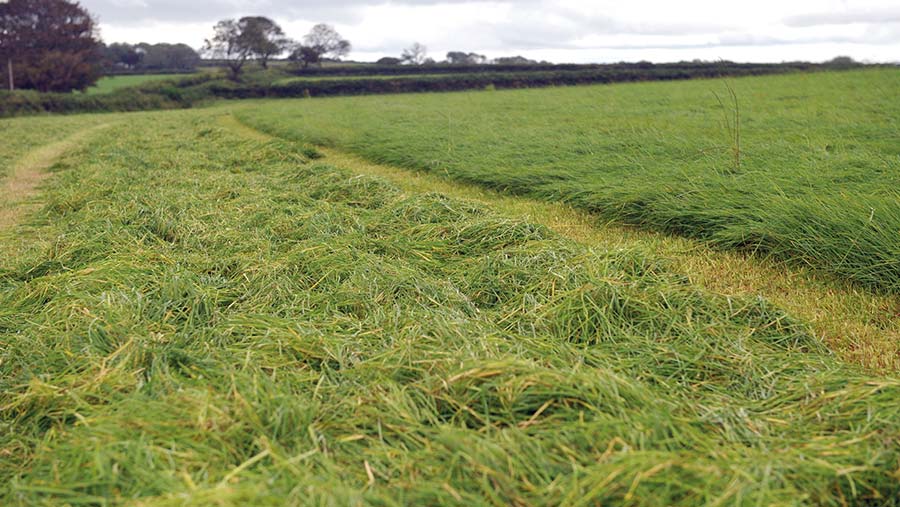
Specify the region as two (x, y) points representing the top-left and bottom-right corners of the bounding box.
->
(219, 113), (900, 372)
(0, 124), (112, 229)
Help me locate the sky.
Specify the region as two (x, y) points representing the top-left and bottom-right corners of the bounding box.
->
(84, 0), (900, 63)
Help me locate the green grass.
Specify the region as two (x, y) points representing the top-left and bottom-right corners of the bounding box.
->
(272, 73), (468, 85)
(264, 124), (900, 373)
(0, 114), (110, 178)
(234, 68), (900, 294)
(85, 74), (197, 95)
(1, 108), (899, 505)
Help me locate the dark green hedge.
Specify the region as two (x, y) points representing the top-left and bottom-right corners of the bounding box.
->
(0, 62), (872, 118)
(208, 65), (819, 100)
(259, 67), (805, 98)
(0, 89), (184, 117)
(0, 73), (221, 117)
(283, 61), (825, 78)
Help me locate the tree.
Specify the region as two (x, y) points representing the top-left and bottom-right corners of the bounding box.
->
(446, 51), (486, 65)
(290, 23), (350, 69)
(139, 43), (200, 71)
(240, 16), (290, 69)
(376, 56), (402, 65)
(162, 44), (200, 71)
(203, 18), (254, 78)
(401, 43), (427, 65)
(103, 42), (200, 72)
(493, 55), (538, 65)
(102, 42), (143, 70)
(288, 46), (321, 69)
(0, 0), (103, 92)
(825, 56), (860, 69)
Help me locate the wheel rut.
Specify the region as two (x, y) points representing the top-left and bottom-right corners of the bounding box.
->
(0, 123), (113, 229)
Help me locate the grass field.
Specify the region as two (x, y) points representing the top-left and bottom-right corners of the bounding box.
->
(272, 73), (466, 85)
(235, 68), (900, 294)
(85, 74), (197, 95)
(1, 71), (900, 505)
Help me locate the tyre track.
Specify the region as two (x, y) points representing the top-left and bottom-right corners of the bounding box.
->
(0, 123), (113, 228)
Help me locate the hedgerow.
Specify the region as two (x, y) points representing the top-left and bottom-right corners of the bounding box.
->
(0, 61), (867, 117)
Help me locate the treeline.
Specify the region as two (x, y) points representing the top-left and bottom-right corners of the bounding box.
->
(0, 0), (203, 91)
(102, 43), (201, 74)
(0, 0), (102, 92)
(0, 60), (880, 117)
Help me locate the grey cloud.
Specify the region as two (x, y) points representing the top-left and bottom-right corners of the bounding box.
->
(555, 7), (732, 37)
(85, 0), (359, 25)
(442, 9), (732, 51)
(84, 0), (729, 35)
(579, 32), (899, 51)
(784, 7), (900, 27)
(81, 0), (900, 61)
(82, 0), (488, 25)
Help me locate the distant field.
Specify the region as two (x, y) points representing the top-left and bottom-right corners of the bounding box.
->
(85, 73), (196, 94)
(236, 68), (900, 293)
(1, 107), (899, 505)
(272, 73), (470, 85)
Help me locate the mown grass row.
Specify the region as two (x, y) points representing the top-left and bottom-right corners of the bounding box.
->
(1, 109), (899, 505)
(234, 68), (900, 294)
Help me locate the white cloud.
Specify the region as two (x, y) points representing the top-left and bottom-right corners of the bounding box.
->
(85, 0), (900, 62)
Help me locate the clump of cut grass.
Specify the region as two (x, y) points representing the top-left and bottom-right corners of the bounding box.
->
(1, 109), (899, 506)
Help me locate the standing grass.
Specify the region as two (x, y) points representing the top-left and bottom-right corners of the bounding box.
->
(234, 68), (900, 294)
(1, 109), (899, 505)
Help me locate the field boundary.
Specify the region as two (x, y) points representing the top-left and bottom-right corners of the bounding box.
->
(220, 112), (900, 372)
(0, 123), (113, 228)
(2, 64), (879, 118)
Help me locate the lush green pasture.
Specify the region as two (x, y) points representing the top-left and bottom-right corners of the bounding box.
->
(85, 74), (196, 95)
(1, 109), (899, 505)
(235, 68), (900, 293)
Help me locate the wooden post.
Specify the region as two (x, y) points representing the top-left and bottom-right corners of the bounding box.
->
(7, 58), (13, 91)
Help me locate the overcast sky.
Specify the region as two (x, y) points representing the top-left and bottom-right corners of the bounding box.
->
(84, 0), (900, 63)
